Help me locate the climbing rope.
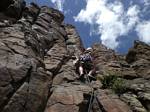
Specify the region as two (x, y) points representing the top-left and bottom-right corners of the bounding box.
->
(85, 70), (95, 112)
(85, 70), (102, 112)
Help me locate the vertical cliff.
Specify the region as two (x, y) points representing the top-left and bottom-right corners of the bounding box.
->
(0, 1), (150, 112)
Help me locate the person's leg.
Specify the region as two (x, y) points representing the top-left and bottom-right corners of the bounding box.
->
(87, 70), (93, 76)
(87, 69), (96, 81)
(79, 66), (84, 76)
(78, 65), (86, 82)
(85, 63), (93, 76)
(87, 63), (95, 76)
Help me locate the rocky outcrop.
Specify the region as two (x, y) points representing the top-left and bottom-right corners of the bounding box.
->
(126, 41), (150, 79)
(0, 0), (25, 23)
(0, 0), (150, 112)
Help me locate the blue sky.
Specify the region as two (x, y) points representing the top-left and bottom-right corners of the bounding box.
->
(25, 0), (150, 54)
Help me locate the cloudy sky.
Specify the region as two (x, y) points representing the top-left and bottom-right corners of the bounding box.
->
(26, 0), (150, 54)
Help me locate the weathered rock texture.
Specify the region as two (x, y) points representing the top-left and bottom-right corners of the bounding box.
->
(0, 1), (150, 112)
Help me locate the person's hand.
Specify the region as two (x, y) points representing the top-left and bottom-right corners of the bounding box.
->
(75, 55), (79, 60)
(73, 58), (78, 65)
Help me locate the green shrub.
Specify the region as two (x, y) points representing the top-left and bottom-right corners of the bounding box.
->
(101, 75), (127, 94)
(112, 78), (127, 94)
(102, 75), (118, 89)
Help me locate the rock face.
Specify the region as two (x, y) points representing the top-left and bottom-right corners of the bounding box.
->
(0, 1), (150, 112)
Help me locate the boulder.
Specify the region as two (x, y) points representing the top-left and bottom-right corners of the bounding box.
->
(121, 93), (147, 112)
(44, 83), (92, 112)
(96, 89), (132, 112)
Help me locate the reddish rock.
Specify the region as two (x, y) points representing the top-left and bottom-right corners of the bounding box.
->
(45, 83), (92, 112)
(96, 90), (132, 112)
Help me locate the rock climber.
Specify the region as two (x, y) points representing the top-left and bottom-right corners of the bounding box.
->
(73, 47), (95, 81)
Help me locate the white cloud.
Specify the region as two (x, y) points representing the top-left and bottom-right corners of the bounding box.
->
(142, 0), (150, 14)
(143, 0), (150, 6)
(74, 0), (140, 49)
(126, 5), (140, 30)
(51, 0), (65, 12)
(136, 21), (150, 44)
